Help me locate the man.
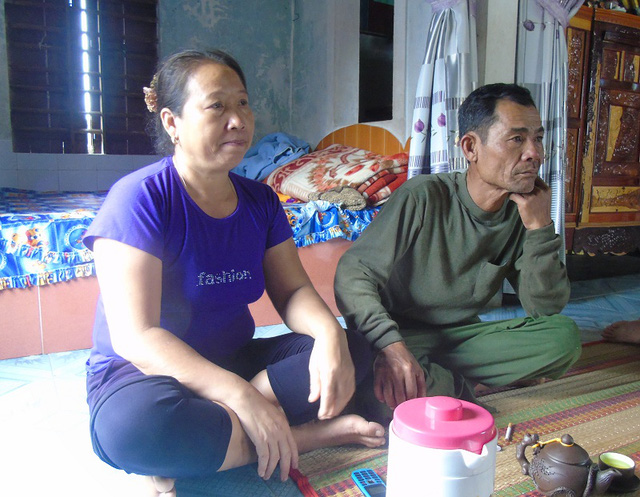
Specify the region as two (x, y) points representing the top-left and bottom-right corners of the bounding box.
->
(335, 83), (581, 415)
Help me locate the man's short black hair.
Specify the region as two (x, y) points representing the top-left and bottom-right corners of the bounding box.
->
(458, 83), (537, 142)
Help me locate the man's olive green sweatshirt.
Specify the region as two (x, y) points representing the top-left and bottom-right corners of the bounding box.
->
(334, 171), (570, 351)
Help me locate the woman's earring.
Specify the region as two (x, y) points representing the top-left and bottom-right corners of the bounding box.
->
(172, 135), (179, 145)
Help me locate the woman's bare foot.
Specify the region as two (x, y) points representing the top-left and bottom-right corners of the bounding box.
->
(145, 475), (176, 497)
(602, 320), (640, 345)
(292, 414), (386, 454)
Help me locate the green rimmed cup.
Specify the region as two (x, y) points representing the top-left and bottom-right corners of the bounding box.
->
(598, 452), (636, 487)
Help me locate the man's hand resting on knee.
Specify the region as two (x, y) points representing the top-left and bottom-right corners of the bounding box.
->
(374, 342), (427, 409)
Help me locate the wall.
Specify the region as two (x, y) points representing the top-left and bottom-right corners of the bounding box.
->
(287, 0), (519, 148)
(158, 0), (294, 140)
(476, 0), (519, 85)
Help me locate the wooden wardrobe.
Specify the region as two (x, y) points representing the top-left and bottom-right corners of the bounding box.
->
(566, 6), (640, 254)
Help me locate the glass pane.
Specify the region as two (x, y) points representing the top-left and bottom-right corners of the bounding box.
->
(359, 0), (393, 123)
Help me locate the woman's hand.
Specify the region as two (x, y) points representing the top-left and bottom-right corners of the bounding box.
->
(308, 330), (356, 419)
(231, 386), (299, 481)
(263, 238), (358, 420)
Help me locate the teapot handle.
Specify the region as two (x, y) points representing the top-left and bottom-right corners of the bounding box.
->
(515, 433), (540, 476)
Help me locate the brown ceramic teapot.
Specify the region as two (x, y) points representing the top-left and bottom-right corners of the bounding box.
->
(516, 433), (621, 497)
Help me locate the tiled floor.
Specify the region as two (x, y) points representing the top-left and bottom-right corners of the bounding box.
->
(0, 349), (148, 496)
(1, 275), (639, 497)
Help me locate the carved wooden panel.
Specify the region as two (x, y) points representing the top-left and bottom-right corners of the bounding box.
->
(566, 127), (579, 216)
(567, 27), (588, 119)
(601, 48), (620, 80)
(622, 53), (639, 83)
(565, 9), (592, 226)
(590, 186), (640, 212)
(572, 226), (640, 255)
(592, 89), (640, 176)
(580, 15), (640, 231)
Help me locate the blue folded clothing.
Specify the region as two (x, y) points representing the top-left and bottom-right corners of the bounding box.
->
(232, 132), (310, 181)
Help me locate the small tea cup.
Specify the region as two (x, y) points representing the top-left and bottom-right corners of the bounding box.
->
(598, 452), (636, 485)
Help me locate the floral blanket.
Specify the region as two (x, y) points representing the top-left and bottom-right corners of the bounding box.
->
(265, 144), (409, 206)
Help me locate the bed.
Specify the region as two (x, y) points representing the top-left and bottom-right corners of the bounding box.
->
(0, 124), (410, 359)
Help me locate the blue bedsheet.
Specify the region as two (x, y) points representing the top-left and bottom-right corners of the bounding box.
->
(0, 189), (378, 290)
(0, 189), (105, 290)
(287, 200), (379, 248)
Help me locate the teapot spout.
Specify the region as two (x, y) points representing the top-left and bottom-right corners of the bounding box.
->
(593, 467), (622, 496)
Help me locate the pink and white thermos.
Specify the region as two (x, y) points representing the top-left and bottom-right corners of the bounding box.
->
(386, 396), (497, 497)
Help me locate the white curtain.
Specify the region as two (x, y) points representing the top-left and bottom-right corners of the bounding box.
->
(516, 0), (583, 254)
(407, 0), (478, 178)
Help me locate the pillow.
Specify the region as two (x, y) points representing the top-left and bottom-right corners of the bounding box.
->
(265, 144), (408, 202)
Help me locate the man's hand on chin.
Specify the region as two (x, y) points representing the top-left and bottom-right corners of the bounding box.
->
(509, 177), (552, 230)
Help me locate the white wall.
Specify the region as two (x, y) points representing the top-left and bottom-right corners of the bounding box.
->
(289, 1), (359, 149)
(290, 0), (434, 148)
(477, 0), (519, 85)
(0, 152), (159, 192)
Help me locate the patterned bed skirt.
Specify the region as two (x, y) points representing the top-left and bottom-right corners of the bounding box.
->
(0, 189), (378, 290)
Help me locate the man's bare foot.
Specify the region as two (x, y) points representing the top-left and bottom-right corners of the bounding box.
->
(474, 383), (493, 395)
(145, 475), (176, 497)
(292, 414), (386, 454)
(602, 320), (640, 345)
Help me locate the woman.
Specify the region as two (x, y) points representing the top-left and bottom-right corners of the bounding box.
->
(84, 49), (385, 497)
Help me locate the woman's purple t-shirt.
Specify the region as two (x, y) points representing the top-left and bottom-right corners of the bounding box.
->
(84, 157), (292, 373)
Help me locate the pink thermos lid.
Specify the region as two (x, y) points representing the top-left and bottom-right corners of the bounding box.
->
(392, 396), (496, 455)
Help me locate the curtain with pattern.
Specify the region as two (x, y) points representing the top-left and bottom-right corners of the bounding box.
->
(407, 0), (478, 178)
(515, 0), (583, 253)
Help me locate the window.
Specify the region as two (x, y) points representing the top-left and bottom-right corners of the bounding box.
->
(359, 0), (393, 123)
(4, 0), (158, 154)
